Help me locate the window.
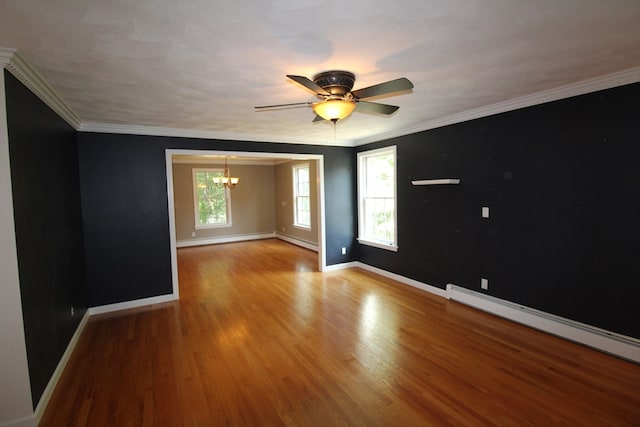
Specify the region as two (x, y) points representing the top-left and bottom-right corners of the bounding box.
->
(293, 163), (311, 228)
(193, 168), (232, 228)
(357, 146), (397, 251)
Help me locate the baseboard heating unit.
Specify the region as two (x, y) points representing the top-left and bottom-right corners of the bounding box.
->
(446, 284), (640, 364)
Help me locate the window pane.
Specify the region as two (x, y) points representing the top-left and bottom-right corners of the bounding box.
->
(293, 165), (311, 227)
(195, 170), (228, 226)
(299, 211), (310, 227)
(364, 197), (395, 242)
(358, 146), (396, 248)
(365, 153), (394, 198)
(298, 167), (308, 182)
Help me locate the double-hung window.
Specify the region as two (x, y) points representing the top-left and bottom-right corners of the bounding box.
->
(193, 168), (232, 228)
(357, 146), (397, 251)
(293, 163), (311, 228)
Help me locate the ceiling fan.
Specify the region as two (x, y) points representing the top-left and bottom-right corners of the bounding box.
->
(255, 70), (414, 123)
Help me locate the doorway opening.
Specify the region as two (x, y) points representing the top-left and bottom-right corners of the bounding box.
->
(165, 149), (326, 299)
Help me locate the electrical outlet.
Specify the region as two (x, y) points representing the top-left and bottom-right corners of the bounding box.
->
(71, 306), (75, 316)
(482, 207), (490, 218)
(481, 278), (489, 290)
(341, 247), (346, 255)
(191, 231), (196, 237)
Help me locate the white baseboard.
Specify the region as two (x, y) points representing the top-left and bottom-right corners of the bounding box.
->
(15, 294), (177, 426)
(88, 293), (177, 316)
(176, 232), (275, 248)
(446, 284), (640, 363)
(323, 261), (359, 272)
(25, 310), (89, 426)
(354, 262), (448, 298)
(275, 233), (318, 252)
(23, 267), (640, 427)
(332, 262), (639, 363)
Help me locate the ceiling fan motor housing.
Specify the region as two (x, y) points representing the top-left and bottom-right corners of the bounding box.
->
(313, 70), (355, 96)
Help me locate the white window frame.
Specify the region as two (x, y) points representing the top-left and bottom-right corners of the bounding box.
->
(292, 163), (311, 229)
(357, 146), (398, 251)
(192, 168), (232, 229)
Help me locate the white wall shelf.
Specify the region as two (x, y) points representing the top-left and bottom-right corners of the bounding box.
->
(411, 179), (460, 185)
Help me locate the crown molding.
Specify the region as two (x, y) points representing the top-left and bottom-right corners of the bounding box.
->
(2, 47), (638, 148)
(0, 48), (82, 129)
(79, 122), (355, 147)
(0, 47), (16, 67)
(355, 67), (640, 146)
(171, 157), (285, 166)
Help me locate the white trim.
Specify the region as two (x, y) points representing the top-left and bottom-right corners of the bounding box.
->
(275, 233), (318, 252)
(88, 293), (177, 316)
(1, 49), (81, 130)
(33, 312), (89, 425)
(0, 48), (16, 67)
(354, 262), (448, 298)
(316, 157), (326, 271)
(446, 284), (640, 363)
(79, 67), (640, 148)
(292, 224), (311, 231)
(4, 49), (637, 149)
(172, 157), (284, 166)
(177, 232), (276, 248)
(356, 67), (640, 146)
(357, 238), (399, 252)
(19, 269), (640, 426)
(333, 262), (639, 362)
(194, 223), (233, 230)
(1, 49), (637, 149)
(411, 179), (460, 185)
(292, 163), (311, 229)
(357, 145), (398, 249)
(323, 261), (359, 272)
(166, 149), (327, 282)
(165, 154), (181, 300)
(81, 122), (354, 147)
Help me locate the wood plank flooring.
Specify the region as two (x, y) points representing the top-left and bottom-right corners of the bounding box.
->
(40, 239), (640, 426)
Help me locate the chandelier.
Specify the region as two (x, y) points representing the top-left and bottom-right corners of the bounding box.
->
(213, 157), (239, 189)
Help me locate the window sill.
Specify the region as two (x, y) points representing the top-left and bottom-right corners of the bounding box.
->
(293, 224), (311, 231)
(357, 238), (398, 252)
(195, 223), (232, 230)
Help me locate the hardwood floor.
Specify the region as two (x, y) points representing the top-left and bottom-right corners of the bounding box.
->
(41, 239), (640, 426)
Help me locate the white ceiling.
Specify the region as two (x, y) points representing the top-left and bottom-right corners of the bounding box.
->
(1, 1), (639, 147)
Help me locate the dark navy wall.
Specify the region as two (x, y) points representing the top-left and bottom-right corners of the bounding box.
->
(77, 133), (356, 307)
(5, 71), (87, 406)
(357, 82), (640, 338)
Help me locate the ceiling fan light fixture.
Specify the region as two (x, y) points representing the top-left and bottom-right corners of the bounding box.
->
(313, 99), (356, 121)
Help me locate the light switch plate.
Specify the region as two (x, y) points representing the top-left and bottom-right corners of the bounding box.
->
(482, 207), (490, 218)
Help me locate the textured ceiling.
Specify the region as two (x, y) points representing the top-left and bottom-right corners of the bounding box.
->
(1, 0), (639, 146)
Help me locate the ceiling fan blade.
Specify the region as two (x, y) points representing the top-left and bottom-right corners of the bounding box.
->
(254, 102), (313, 110)
(351, 77), (414, 100)
(287, 75), (331, 96)
(355, 101), (399, 115)
(312, 114), (325, 122)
